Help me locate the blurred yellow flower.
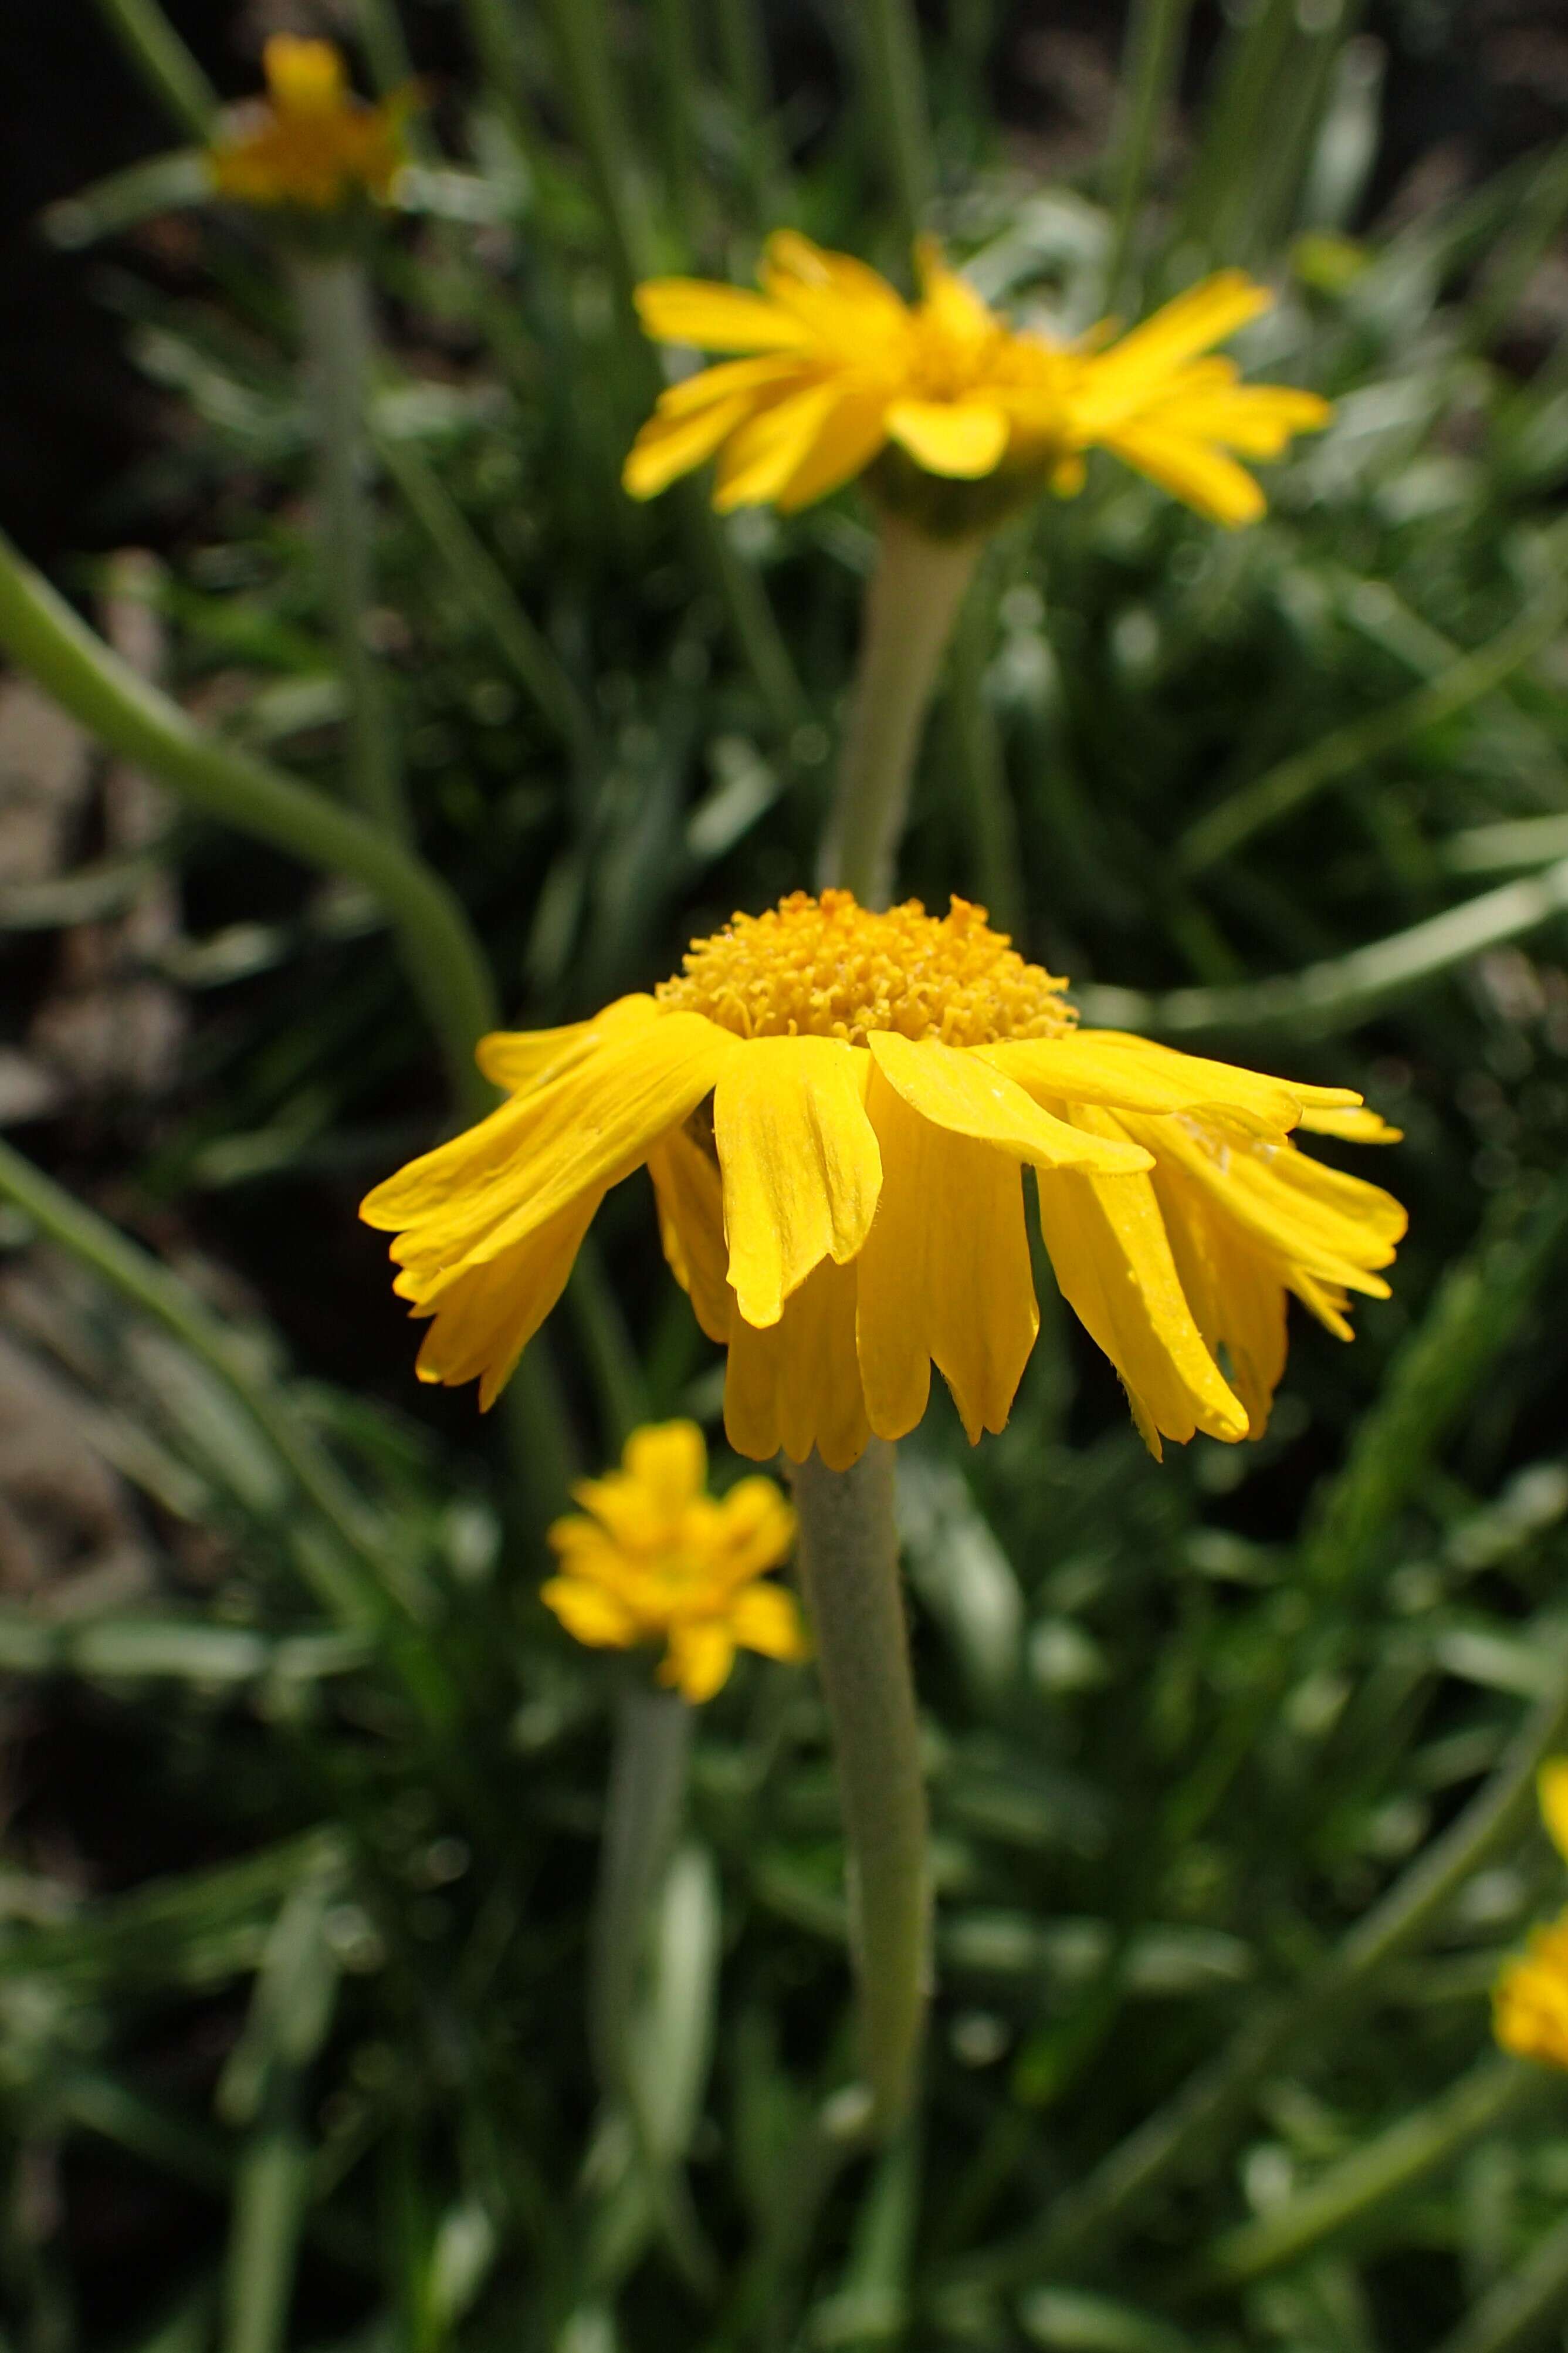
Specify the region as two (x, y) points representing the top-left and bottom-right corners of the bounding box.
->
(1494, 1761), (1568, 2069)
(208, 36), (410, 214)
(362, 891), (1404, 1470)
(542, 1420), (804, 1702)
(623, 234), (1329, 528)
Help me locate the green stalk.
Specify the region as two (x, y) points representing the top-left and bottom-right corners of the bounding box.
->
(92, 0), (216, 143)
(1438, 2210), (1568, 2353)
(590, 1683), (693, 2097)
(1103, 0), (1194, 305)
(955, 1634), (1568, 2292)
(1186, 2058), (1536, 2293)
(0, 525), (496, 1120)
(793, 1443), (929, 2139)
(292, 256), (409, 841)
(819, 514), (981, 910)
(861, 0), (934, 249)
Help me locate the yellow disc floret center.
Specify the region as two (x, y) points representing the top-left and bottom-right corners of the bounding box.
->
(656, 890), (1073, 1047)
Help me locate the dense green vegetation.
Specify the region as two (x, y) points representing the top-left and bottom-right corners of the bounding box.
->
(9, 3), (1568, 2347)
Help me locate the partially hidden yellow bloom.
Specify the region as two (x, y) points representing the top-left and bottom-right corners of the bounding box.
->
(208, 36), (410, 214)
(361, 891), (1406, 1473)
(623, 234), (1330, 528)
(543, 1419), (804, 1702)
(1494, 1761), (1568, 2068)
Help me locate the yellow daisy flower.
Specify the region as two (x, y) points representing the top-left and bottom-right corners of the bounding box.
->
(542, 1419), (805, 1703)
(208, 36), (411, 214)
(1494, 1762), (1568, 2069)
(622, 234), (1330, 529)
(361, 891), (1405, 1472)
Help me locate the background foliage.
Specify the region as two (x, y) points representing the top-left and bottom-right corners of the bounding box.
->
(10, 2), (1568, 2348)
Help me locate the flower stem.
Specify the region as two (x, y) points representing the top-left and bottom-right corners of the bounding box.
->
(292, 256), (408, 843)
(819, 514), (980, 911)
(0, 525), (496, 1118)
(792, 1442), (929, 2139)
(590, 1683), (693, 2096)
(92, 0), (216, 143)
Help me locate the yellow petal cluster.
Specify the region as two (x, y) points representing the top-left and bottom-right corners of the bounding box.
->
(208, 36), (409, 214)
(623, 234), (1329, 527)
(1494, 1763), (1568, 2069)
(361, 891), (1405, 1472)
(541, 1420), (804, 1702)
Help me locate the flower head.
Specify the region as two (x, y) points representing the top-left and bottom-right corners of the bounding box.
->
(363, 891), (1405, 1472)
(542, 1419), (804, 1702)
(1494, 1762), (1568, 2068)
(208, 36), (411, 216)
(623, 234), (1329, 530)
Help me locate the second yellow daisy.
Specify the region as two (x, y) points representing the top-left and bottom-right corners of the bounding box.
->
(624, 233), (1328, 528)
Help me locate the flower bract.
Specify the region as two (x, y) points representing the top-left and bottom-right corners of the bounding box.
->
(208, 36), (411, 215)
(541, 1420), (804, 1702)
(1494, 1762), (1568, 2069)
(623, 234), (1329, 528)
(362, 891), (1406, 1472)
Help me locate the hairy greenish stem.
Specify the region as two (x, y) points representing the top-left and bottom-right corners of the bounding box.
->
(0, 526), (496, 1118)
(92, 0), (216, 143)
(819, 515), (981, 910)
(793, 1443), (929, 2138)
(591, 1685), (693, 2096)
(292, 256), (408, 842)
